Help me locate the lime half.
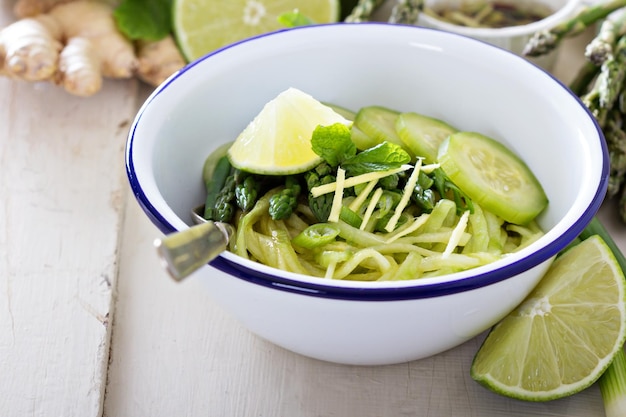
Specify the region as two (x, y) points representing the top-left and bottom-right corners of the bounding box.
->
(173, 0), (340, 61)
(471, 235), (626, 401)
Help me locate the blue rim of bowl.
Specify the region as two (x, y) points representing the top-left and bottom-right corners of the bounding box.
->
(126, 23), (609, 302)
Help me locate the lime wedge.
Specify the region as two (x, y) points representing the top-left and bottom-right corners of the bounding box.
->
(173, 0), (340, 61)
(471, 235), (626, 401)
(227, 87), (350, 175)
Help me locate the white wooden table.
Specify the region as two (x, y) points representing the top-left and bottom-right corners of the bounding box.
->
(1, 3), (625, 416)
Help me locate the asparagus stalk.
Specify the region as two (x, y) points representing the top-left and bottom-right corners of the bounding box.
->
(597, 35), (626, 109)
(209, 170), (238, 223)
(586, 8), (626, 65)
(268, 176), (302, 220)
(605, 109), (626, 198)
(344, 0), (387, 22)
(523, 0), (626, 58)
(203, 156), (231, 220)
(305, 163), (336, 222)
(569, 60), (601, 96)
(235, 174), (261, 212)
(388, 0), (423, 24)
(581, 77), (611, 126)
(412, 171), (436, 212)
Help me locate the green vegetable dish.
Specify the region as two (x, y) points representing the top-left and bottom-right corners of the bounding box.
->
(201, 102), (549, 281)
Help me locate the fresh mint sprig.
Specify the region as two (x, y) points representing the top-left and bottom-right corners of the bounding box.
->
(277, 10), (316, 27)
(311, 123), (356, 167)
(311, 123), (411, 175)
(113, 0), (173, 41)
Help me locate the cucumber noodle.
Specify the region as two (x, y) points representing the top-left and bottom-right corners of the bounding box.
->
(227, 179), (544, 281)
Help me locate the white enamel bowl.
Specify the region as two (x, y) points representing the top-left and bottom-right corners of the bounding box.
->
(417, 0), (582, 70)
(126, 23), (607, 365)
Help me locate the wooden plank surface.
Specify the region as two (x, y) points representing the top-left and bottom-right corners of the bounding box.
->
(104, 19), (626, 417)
(0, 1), (622, 416)
(0, 4), (139, 416)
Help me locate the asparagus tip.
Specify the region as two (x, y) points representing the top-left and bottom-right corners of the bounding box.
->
(523, 31), (558, 57)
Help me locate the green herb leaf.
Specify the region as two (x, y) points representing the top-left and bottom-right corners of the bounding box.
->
(113, 0), (173, 41)
(342, 142), (411, 176)
(311, 123), (356, 167)
(277, 10), (316, 27)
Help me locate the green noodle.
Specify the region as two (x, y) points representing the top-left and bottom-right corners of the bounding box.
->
(230, 186), (544, 281)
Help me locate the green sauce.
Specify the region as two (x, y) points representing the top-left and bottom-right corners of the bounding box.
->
(425, 1), (553, 28)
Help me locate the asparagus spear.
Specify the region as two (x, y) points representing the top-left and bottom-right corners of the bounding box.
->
(235, 173), (261, 212)
(203, 155), (231, 220)
(268, 176), (302, 220)
(344, 0), (387, 22)
(412, 171), (436, 212)
(388, 0), (423, 24)
(605, 109), (626, 198)
(379, 172), (400, 189)
(596, 35), (626, 109)
(569, 60), (601, 96)
(208, 169), (238, 223)
(586, 8), (626, 65)
(581, 79), (610, 126)
(305, 163), (336, 222)
(523, 0), (626, 58)
(577, 36), (626, 127)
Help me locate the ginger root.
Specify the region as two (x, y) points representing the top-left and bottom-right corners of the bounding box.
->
(12, 0), (74, 18)
(50, 1), (138, 79)
(0, 0), (186, 96)
(136, 36), (186, 87)
(0, 14), (62, 81)
(57, 36), (102, 96)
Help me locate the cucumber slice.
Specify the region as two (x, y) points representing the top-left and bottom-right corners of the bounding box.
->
(353, 106), (410, 153)
(324, 103), (356, 121)
(438, 131), (548, 225)
(395, 112), (458, 164)
(350, 125), (379, 150)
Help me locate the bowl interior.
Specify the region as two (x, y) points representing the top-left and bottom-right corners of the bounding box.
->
(127, 23), (606, 289)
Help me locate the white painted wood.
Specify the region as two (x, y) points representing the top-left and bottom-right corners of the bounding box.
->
(104, 24), (626, 417)
(1, 1), (622, 416)
(0, 5), (139, 416)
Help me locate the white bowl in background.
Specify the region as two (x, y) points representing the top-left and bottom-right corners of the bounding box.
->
(126, 23), (607, 365)
(417, 0), (582, 70)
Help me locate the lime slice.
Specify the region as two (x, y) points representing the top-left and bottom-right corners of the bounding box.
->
(471, 235), (626, 401)
(173, 0), (340, 61)
(227, 87), (350, 175)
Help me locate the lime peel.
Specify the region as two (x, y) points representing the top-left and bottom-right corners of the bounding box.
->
(470, 235), (626, 401)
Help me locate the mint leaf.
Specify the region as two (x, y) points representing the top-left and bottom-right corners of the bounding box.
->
(342, 142), (411, 176)
(277, 10), (316, 27)
(311, 123), (356, 167)
(114, 0), (172, 41)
